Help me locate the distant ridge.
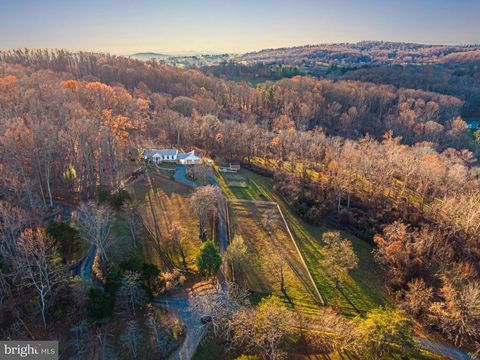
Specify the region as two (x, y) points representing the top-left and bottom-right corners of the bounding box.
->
(130, 51), (230, 57)
(130, 52), (168, 57)
(238, 41), (480, 65)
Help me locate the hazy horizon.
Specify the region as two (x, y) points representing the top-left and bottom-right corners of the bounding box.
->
(1, 0), (479, 54)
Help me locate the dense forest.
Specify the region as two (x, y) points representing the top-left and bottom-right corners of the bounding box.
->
(208, 41), (480, 119)
(239, 41), (480, 65)
(0, 49), (479, 358)
(342, 63), (480, 117)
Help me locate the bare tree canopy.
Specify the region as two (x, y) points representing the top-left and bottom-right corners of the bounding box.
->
(190, 185), (224, 241)
(77, 202), (113, 261)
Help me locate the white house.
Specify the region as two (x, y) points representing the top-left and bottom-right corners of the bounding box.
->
(144, 149), (179, 162)
(144, 149), (202, 165)
(177, 151), (202, 165)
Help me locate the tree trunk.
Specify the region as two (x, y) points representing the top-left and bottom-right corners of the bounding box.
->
(180, 247), (188, 273)
(280, 259), (285, 293)
(212, 215), (216, 242)
(337, 190), (342, 212)
(34, 160), (47, 207)
(45, 166), (54, 208)
(39, 292), (47, 329)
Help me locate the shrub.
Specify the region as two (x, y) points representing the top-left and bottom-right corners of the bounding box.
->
(198, 240), (222, 279)
(86, 288), (112, 321)
(109, 188), (131, 210)
(46, 221), (81, 262)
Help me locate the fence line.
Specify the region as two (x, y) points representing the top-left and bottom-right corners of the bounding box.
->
(228, 198), (277, 205)
(228, 197), (326, 306)
(276, 204), (326, 306)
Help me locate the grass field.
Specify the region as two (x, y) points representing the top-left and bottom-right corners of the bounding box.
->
(218, 168), (389, 315)
(229, 199), (321, 314)
(222, 172), (248, 187)
(129, 174), (206, 271)
(216, 168), (266, 200)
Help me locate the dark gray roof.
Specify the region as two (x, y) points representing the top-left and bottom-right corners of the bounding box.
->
(144, 149), (178, 158)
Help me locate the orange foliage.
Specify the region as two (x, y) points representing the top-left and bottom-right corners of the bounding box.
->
(0, 75), (17, 87)
(102, 109), (134, 145)
(136, 98), (149, 111)
(63, 80), (78, 91)
(272, 115), (295, 131)
(86, 81), (112, 91)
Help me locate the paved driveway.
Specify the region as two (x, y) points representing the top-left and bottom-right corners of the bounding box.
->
(71, 244), (97, 280)
(174, 165), (198, 188)
(414, 337), (474, 360)
(154, 295), (207, 360)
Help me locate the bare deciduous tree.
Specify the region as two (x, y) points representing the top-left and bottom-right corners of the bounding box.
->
(78, 202), (113, 262)
(306, 307), (361, 355)
(167, 222), (188, 272)
(399, 278), (433, 318)
(0, 201), (27, 255)
(190, 282), (248, 338)
(191, 163), (213, 184)
(16, 228), (66, 329)
(322, 231), (358, 283)
(229, 295), (300, 360)
(225, 236), (249, 283)
(68, 320), (92, 360)
(95, 324), (118, 360)
(190, 185), (224, 241)
(428, 279), (480, 346)
(115, 271), (145, 320)
(119, 320), (140, 359)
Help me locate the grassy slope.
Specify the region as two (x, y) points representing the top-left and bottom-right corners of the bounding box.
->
(129, 175), (204, 270)
(198, 169), (438, 360)
(218, 169), (389, 315)
(216, 167), (320, 314)
(229, 200), (320, 314)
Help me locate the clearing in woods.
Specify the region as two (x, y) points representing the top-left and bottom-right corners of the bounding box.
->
(219, 168), (389, 316)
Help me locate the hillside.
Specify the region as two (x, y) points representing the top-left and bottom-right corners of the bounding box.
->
(238, 41), (480, 65)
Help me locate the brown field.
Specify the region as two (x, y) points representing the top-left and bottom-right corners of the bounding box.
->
(129, 174), (205, 270)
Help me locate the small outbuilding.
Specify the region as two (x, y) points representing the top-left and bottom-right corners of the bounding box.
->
(229, 161), (241, 170)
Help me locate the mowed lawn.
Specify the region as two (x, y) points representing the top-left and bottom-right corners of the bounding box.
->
(129, 174), (204, 270)
(218, 169), (389, 315)
(229, 200), (321, 314)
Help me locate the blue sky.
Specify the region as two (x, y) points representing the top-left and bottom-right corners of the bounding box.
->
(1, 0), (479, 54)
